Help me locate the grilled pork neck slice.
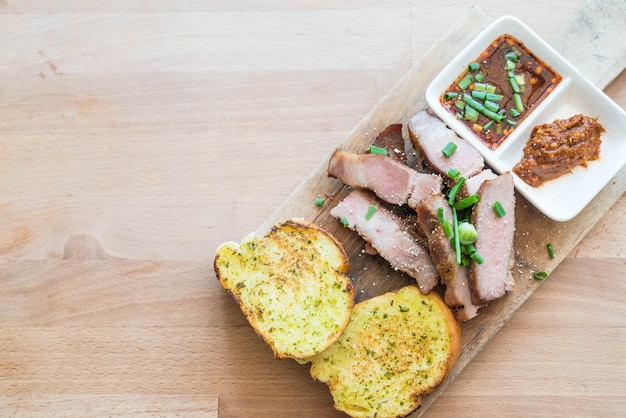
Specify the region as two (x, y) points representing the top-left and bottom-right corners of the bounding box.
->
(328, 148), (441, 206)
(371, 123), (407, 164)
(469, 172), (516, 304)
(330, 189), (439, 294)
(461, 169), (498, 198)
(416, 192), (482, 321)
(408, 110), (484, 178)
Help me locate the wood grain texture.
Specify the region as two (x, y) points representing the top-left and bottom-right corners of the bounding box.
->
(0, 0), (624, 417)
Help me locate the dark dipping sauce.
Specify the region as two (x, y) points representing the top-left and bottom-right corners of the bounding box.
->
(441, 34), (562, 150)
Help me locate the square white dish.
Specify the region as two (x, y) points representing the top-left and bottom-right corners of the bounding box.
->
(426, 15), (626, 222)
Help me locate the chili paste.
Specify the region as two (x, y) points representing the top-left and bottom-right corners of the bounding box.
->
(512, 114), (604, 187)
(441, 34), (562, 150)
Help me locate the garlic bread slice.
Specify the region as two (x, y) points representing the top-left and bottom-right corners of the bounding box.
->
(307, 285), (461, 418)
(214, 219), (354, 360)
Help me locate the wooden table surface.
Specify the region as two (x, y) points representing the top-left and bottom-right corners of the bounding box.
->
(1, 1), (624, 417)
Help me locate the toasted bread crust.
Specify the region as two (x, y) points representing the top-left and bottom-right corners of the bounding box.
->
(214, 219), (354, 360)
(307, 285), (461, 418)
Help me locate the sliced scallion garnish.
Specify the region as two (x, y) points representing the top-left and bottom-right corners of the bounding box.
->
(468, 62), (480, 72)
(458, 221), (478, 245)
(493, 201), (507, 218)
(453, 194), (480, 211)
(485, 92), (504, 101)
(473, 82), (488, 92)
(369, 145), (388, 156)
(452, 207), (462, 265)
(483, 120), (495, 131)
(442, 220), (453, 238)
(505, 51), (519, 62)
(365, 205), (377, 220)
(447, 177), (466, 205)
(458, 74), (473, 90)
(464, 105), (479, 122)
(441, 141), (458, 157)
(470, 252), (485, 264)
(513, 93), (524, 113)
(508, 75), (521, 94)
(471, 90), (487, 100)
(462, 94), (505, 123)
(483, 99), (500, 113)
(437, 206), (453, 237)
(447, 167), (461, 179)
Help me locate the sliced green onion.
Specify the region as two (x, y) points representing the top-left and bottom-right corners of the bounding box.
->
(515, 74), (525, 86)
(442, 141), (458, 157)
(447, 167), (461, 179)
(340, 217), (349, 227)
(509, 108), (521, 118)
(508, 75), (521, 94)
(484, 100), (500, 113)
(485, 92), (504, 101)
(455, 100), (465, 111)
(533, 271), (548, 280)
(493, 201), (507, 218)
(437, 207), (445, 224)
(506, 119), (517, 126)
(474, 71), (485, 82)
(369, 145), (388, 156)
(443, 91), (459, 100)
(458, 74), (473, 90)
(452, 207), (461, 265)
(471, 90), (487, 100)
(505, 51), (519, 62)
(468, 62), (480, 72)
(471, 252), (485, 264)
(464, 105), (479, 122)
(486, 84), (497, 94)
(513, 93), (524, 113)
(365, 205), (377, 220)
(483, 120), (495, 131)
(466, 244), (476, 254)
(547, 243), (555, 259)
(438, 208), (452, 239)
(453, 194), (481, 210)
(458, 221), (478, 245)
(473, 82), (488, 92)
(314, 197), (325, 207)
(447, 176), (466, 205)
(442, 220), (453, 238)
(504, 59), (516, 71)
(462, 94), (505, 122)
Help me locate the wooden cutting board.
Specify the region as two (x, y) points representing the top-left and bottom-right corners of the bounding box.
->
(253, 1), (625, 415)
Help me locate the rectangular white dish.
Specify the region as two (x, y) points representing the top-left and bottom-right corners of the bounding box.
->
(426, 15), (626, 222)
